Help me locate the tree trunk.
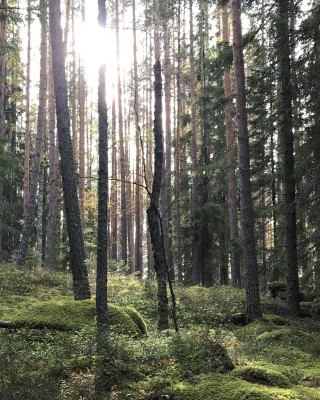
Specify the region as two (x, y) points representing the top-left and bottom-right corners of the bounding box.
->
(222, 3), (241, 287)
(161, 1), (174, 281)
(133, 0), (143, 275)
(96, 0), (109, 332)
(277, 0), (300, 316)
(23, 0), (31, 219)
(231, 0), (262, 322)
(147, 59), (169, 331)
(175, 0), (182, 284)
(49, 0), (90, 300)
(44, 51), (59, 270)
(36, 165), (45, 266)
(17, 0), (47, 268)
(115, 0), (128, 267)
(189, 0), (200, 285)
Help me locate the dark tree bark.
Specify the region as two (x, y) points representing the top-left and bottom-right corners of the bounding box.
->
(96, 0), (109, 333)
(133, 0), (142, 275)
(44, 52), (59, 270)
(190, 0), (200, 285)
(49, 0), (90, 300)
(222, 3), (241, 287)
(277, 0), (300, 316)
(147, 59), (169, 331)
(115, 0), (128, 267)
(23, 0), (31, 219)
(231, 0), (262, 322)
(17, 0), (47, 268)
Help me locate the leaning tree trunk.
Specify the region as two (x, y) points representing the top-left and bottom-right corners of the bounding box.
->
(147, 59), (169, 331)
(17, 0), (47, 268)
(231, 0), (262, 322)
(277, 0), (300, 316)
(49, 0), (90, 300)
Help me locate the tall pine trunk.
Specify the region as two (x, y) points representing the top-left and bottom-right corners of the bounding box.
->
(49, 0), (90, 300)
(115, 0), (128, 267)
(222, 3), (241, 287)
(231, 0), (262, 322)
(133, 0), (143, 275)
(17, 0), (47, 268)
(277, 0), (300, 316)
(147, 59), (169, 331)
(45, 52), (59, 270)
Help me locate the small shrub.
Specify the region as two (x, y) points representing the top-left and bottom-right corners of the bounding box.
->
(169, 329), (234, 377)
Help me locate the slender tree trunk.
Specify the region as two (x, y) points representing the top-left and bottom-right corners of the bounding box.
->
(175, 0), (183, 284)
(277, 0), (300, 316)
(110, 94), (118, 261)
(0, 0), (6, 259)
(231, 0), (262, 322)
(147, 59), (169, 331)
(49, 0), (90, 300)
(222, 3), (241, 287)
(133, 0), (142, 275)
(36, 165), (45, 266)
(45, 52), (59, 270)
(23, 0), (31, 218)
(96, 0), (109, 332)
(17, 0), (47, 268)
(160, 1), (173, 281)
(189, 0), (200, 285)
(79, 58), (86, 220)
(115, 0), (128, 266)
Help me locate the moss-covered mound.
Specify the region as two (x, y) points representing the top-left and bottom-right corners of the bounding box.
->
(232, 364), (292, 388)
(0, 299), (147, 336)
(168, 373), (320, 400)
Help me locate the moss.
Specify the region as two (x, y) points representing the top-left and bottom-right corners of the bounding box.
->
(0, 299), (146, 336)
(262, 315), (290, 327)
(170, 374), (304, 400)
(232, 364), (292, 388)
(122, 306), (148, 336)
(267, 282), (287, 299)
(257, 328), (312, 344)
(169, 330), (234, 377)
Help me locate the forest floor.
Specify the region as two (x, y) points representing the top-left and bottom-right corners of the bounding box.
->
(0, 265), (320, 400)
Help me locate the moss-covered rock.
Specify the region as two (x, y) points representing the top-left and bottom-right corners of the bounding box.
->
(0, 299), (146, 336)
(267, 282), (287, 299)
(262, 314), (290, 327)
(232, 364), (292, 388)
(169, 374), (308, 400)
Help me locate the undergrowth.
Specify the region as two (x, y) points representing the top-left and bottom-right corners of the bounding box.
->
(0, 265), (320, 400)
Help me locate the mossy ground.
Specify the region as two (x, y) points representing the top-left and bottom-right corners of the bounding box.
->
(1, 265), (320, 400)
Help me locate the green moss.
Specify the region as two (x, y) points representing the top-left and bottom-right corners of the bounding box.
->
(170, 374), (304, 400)
(257, 328), (312, 344)
(0, 299), (146, 336)
(232, 364), (292, 388)
(122, 306), (148, 336)
(262, 315), (290, 327)
(169, 329), (234, 377)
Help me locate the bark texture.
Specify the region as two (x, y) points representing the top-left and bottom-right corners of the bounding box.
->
(147, 60), (169, 331)
(231, 0), (262, 321)
(17, 0), (47, 268)
(277, 0), (300, 316)
(222, 3), (241, 287)
(96, 0), (109, 332)
(49, 0), (90, 300)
